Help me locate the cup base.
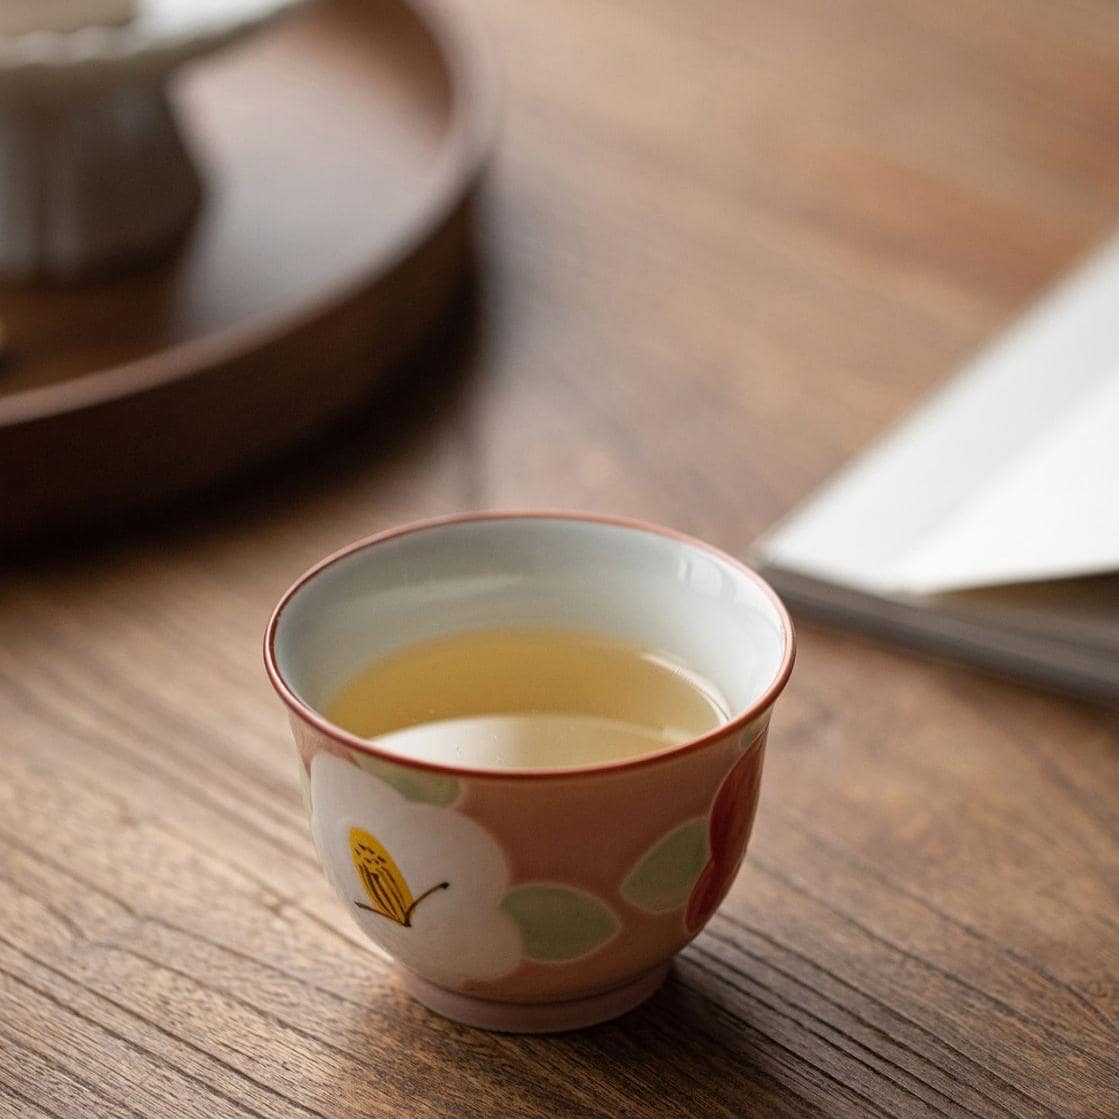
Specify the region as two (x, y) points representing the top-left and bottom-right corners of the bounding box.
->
(397, 961), (671, 1033)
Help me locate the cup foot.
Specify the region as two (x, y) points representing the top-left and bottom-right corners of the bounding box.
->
(397, 962), (671, 1033)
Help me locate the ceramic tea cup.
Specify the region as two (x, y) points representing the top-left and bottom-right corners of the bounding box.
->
(264, 512), (795, 1032)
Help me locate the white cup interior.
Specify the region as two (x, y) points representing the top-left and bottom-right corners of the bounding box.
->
(273, 517), (789, 733)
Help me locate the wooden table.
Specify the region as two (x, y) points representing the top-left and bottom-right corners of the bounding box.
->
(3, 1), (1118, 1115)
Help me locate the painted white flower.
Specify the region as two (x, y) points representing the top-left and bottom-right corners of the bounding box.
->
(309, 753), (522, 989)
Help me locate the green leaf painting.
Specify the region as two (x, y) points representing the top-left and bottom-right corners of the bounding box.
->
(501, 884), (618, 962)
(621, 818), (709, 914)
(351, 752), (460, 806)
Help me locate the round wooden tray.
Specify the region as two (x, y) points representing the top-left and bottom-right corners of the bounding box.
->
(0, 0), (498, 541)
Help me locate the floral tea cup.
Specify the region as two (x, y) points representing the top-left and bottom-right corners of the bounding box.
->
(264, 512), (795, 1032)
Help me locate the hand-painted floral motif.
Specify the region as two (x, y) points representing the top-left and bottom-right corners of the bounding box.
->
(685, 735), (765, 934)
(349, 827), (448, 926)
(621, 817), (709, 914)
(310, 753), (521, 988)
(500, 884), (618, 962)
(350, 752), (460, 806)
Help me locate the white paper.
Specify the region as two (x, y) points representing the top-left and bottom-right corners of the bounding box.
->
(886, 373), (1119, 593)
(759, 234), (1119, 596)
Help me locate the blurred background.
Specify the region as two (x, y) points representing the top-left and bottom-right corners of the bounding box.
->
(8, 0), (1118, 552)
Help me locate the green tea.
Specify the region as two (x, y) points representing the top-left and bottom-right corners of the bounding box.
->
(326, 627), (729, 771)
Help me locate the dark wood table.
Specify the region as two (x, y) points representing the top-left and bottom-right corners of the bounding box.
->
(2, 1), (1118, 1115)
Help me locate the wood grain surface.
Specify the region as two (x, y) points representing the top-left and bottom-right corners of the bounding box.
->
(2, 0), (1119, 1116)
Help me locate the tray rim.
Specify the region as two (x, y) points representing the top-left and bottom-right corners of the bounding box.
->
(0, 0), (500, 429)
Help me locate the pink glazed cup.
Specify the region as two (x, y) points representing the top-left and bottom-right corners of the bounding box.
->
(264, 512), (795, 1032)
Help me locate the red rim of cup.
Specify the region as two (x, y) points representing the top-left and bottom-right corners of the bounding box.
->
(264, 511), (796, 781)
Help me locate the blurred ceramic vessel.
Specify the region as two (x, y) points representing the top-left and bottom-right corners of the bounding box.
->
(0, 0), (306, 280)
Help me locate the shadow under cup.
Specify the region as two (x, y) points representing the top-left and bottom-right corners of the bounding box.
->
(265, 514), (795, 1032)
